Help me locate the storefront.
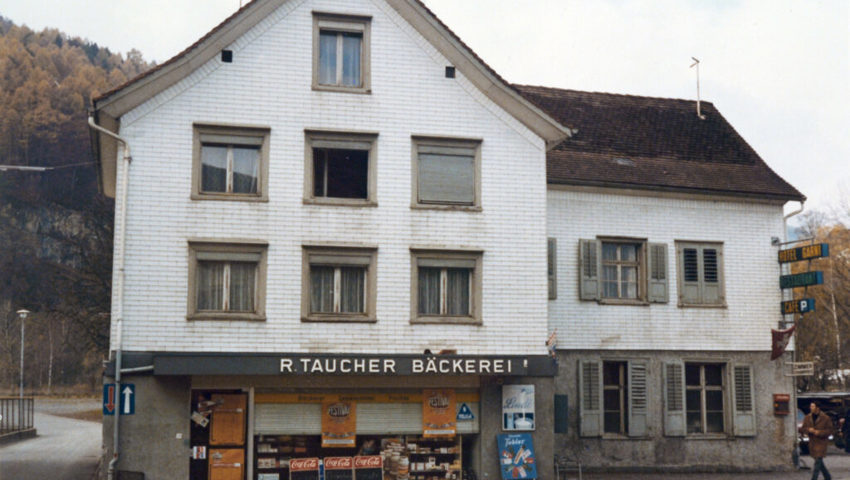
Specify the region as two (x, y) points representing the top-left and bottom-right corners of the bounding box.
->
(130, 352), (556, 480)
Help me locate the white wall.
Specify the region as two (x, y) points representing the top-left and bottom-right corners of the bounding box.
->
(111, 0), (549, 355)
(548, 188), (786, 351)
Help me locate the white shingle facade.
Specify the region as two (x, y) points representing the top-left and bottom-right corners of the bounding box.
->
(111, 0), (550, 355)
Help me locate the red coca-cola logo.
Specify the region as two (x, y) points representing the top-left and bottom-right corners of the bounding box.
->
(289, 458), (319, 471)
(354, 456), (382, 468)
(324, 457), (353, 469)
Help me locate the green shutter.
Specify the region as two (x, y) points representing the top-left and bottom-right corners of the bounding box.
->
(578, 360), (602, 437)
(628, 360), (648, 437)
(648, 243), (668, 303)
(579, 239), (599, 301)
(663, 361), (686, 436)
(548, 238), (557, 300)
(732, 365), (756, 436)
(678, 245), (701, 305)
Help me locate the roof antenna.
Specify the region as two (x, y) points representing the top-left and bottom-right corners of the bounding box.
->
(690, 57), (706, 120)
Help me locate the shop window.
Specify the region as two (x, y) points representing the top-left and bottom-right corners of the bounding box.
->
(192, 123), (270, 201)
(411, 250), (482, 325)
(187, 241), (267, 321)
(302, 246), (377, 322)
(305, 131), (377, 206)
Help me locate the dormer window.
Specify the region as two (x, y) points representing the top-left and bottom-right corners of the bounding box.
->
(313, 13), (371, 93)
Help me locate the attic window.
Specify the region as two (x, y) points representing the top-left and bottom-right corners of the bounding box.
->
(221, 50), (233, 63)
(614, 157), (635, 167)
(445, 66), (456, 78)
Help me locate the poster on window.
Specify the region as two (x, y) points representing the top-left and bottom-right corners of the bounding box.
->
(422, 389), (456, 437)
(502, 385), (535, 431)
(497, 433), (537, 480)
(322, 399), (357, 447)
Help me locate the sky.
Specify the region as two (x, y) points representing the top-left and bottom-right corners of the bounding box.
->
(2, 0), (848, 217)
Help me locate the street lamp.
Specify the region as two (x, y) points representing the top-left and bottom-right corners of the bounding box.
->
(16, 309), (29, 431)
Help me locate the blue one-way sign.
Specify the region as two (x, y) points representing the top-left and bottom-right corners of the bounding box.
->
(103, 383), (135, 415)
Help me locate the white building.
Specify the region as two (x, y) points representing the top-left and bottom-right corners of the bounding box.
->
(90, 1), (803, 478)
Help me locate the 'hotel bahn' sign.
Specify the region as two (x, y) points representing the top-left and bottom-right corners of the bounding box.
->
(778, 243), (829, 263)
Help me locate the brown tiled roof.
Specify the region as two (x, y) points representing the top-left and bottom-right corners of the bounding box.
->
(515, 84), (804, 201)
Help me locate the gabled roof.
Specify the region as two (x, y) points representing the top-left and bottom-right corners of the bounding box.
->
(515, 84), (804, 202)
(91, 0), (570, 196)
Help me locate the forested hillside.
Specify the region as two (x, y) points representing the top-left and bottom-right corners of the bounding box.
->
(0, 16), (152, 393)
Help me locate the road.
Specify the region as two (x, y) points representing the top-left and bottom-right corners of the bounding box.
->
(0, 400), (101, 480)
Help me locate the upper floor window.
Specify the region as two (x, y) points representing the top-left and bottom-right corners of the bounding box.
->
(411, 250), (482, 325)
(304, 130), (377, 206)
(302, 246), (377, 323)
(412, 137), (481, 209)
(313, 13), (371, 93)
(676, 241), (725, 307)
(192, 124), (270, 201)
(579, 238), (668, 304)
(187, 240), (267, 321)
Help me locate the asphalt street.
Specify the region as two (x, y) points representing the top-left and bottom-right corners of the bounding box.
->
(0, 400), (101, 480)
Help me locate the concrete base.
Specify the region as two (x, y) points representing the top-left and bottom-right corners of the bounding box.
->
(0, 428), (37, 445)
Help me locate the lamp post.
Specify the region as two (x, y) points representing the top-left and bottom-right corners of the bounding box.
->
(16, 309), (29, 430)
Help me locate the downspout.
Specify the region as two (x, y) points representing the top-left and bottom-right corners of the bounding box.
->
(88, 115), (131, 480)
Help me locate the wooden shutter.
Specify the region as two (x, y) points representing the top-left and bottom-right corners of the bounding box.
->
(678, 245), (701, 305)
(548, 238), (557, 300)
(648, 243), (668, 303)
(209, 394), (247, 446)
(663, 362), (686, 436)
(701, 247), (723, 304)
(579, 239), (599, 300)
(578, 360), (602, 437)
(732, 365), (756, 436)
(418, 150), (474, 204)
(628, 360), (648, 437)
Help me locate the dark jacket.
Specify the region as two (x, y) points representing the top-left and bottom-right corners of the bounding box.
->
(800, 411), (833, 458)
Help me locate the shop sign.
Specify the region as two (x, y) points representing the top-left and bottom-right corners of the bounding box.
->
(422, 389), (457, 438)
(778, 243), (829, 263)
(279, 356), (519, 375)
(457, 402), (475, 421)
(324, 457), (354, 480)
(321, 400), (357, 448)
(502, 385), (534, 431)
(289, 458), (319, 480)
(781, 298), (815, 315)
(497, 433), (537, 480)
(779, 271), (823, 289)
(353, 456), (382, 480)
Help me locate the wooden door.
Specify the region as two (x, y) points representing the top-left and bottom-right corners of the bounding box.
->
(210, 394), (246, 446)
(208, 448), (244, 480)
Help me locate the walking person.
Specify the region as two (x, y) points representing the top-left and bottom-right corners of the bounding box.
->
(800, 402), (834, 480)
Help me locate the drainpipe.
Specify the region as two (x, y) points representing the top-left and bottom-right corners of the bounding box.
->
(88, 115), (131, 480)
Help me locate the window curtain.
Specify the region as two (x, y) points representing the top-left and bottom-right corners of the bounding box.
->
(319, 32), (337, 84)
(339, 267), (364, 313)
(418, 268), (440, 314)
(229, 262), (255, 311)
(201, 145), (228, 192)
(197, 261), (224, 310)
(341, 32), (361, 87)
(446, 268), (470, 315)
(311, 266), (335, 313)
(232, 146), (259, 194)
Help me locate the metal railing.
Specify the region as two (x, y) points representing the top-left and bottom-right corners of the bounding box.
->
(0, 397), (34, 434)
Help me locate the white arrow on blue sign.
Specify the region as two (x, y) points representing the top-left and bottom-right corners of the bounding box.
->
(103, 383), (135, 415)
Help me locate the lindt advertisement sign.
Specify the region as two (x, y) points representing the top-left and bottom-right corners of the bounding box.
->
(353, 456), (382, 480)
(289, 458), (319, 480)
(324, 457), (354, 480)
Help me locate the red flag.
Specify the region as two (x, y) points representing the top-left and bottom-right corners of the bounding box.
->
(771, 324), (796, 360)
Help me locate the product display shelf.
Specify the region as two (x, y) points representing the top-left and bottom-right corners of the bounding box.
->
(404, 436), (462, 480)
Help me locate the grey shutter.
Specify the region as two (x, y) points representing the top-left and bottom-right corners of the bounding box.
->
(579, 239), (599, 300)
(701, 247), (722, 304)
(732, 365), (756, 436)
(418, 152), (474, 204)
(663, 361), (686, 436)
(648, 243), (668, 303)
(678, 245), (701, 305)
(548, 238), (557, 300)
(578, 360), (602, 437)
(628, 360), (648, 437)
(255, 403), (322, 434)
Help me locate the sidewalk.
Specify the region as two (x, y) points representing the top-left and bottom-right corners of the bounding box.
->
(564, 448), (850, 480)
